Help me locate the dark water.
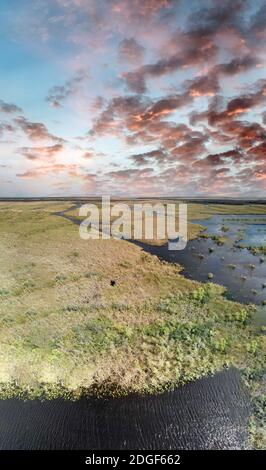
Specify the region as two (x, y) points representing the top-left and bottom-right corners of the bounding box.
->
(0, 208), (262, 450)
(0, 369), (250, 450)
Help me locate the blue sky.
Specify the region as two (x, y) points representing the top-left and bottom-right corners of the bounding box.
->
(0, 0), (265, 197)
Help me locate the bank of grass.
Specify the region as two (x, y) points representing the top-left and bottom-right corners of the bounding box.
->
(199, 232), (228, 245)
(0, 202), (265, 448)
(235, 244), (266, 256)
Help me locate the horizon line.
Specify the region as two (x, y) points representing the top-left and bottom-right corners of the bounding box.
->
(0, 196), (266, 203)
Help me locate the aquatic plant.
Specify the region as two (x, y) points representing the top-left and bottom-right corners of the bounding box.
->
(211, 235), (227, 245)
(237, 245), (266, 257)
(227, 264), (237, 269)
(221, 225), (230, 232)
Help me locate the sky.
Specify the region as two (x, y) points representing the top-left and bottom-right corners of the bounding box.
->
(0, 0), (265, 197)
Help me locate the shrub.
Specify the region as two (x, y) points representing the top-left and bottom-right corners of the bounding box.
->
(22, 279), (35, 289)
(55, 274), (68, 283)
(212, 337), (228, 352)
(190, 285), (212, 305)
(0, 288), (9, 296)
(224, 308), (248, 324)
(246, 340), (259, 354)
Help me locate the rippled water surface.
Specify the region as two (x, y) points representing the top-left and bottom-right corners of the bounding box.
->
(0, 369), (251, 450)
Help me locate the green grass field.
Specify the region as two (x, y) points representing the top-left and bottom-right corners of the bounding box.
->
(0, 201), (265, 447)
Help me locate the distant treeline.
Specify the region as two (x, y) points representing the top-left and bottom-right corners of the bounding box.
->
(0, 197), (265, 204)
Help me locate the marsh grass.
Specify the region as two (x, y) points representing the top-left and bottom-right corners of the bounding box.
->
(200, 233), (227, 245)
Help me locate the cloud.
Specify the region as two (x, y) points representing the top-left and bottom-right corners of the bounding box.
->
(19, 144), (64, 160)
(108, 167), (154, 179)
(46, 69), (89, 107)
(190, 80), (266, 126)
(123, 27), (242, 93)
(186, 74), (220, 97)
(14, 116), (65, 143)
(130, 148), (167, 166)
(121, 0), (260, 95)
(91, 94), (151, 136)
(105, 167), (159, 195)
(118, 38), (145, 64)
(16, 163), (79, 178)
(142, 94), (191, 120)
(3, 0), (266, 196)
(91, 93), (192, 140)
(187, 0), (247, 33)
(214, 55), (260, 76)
(82, 149), (105, 159)
(0, 100), (22, 114)
(90, 96), (105, 113)
(170, 135), (208, 161)
(247, 142), (266, 162)
(121, 29), (217, 92)
(113, 0), (174, 17)
(0, 121), (16, 137)
(193, 149), (244, 169)
(91, 91), (207, 164)
(249, 2), (266, 41)
(122, 56), (183, 93)
(182, 56), (261, 101)
(82, 151), (94, 159)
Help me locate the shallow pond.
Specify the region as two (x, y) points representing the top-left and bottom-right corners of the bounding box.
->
(134, 214), (266, 308)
